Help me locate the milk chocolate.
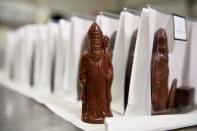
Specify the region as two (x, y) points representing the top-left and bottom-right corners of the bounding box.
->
(79, 22), (113, 124)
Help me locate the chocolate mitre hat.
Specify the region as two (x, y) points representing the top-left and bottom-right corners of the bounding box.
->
(88, 22), (103, 39)
(153, 28), (168, 52)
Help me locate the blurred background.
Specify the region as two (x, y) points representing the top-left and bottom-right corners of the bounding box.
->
(0, 0), (197, 70)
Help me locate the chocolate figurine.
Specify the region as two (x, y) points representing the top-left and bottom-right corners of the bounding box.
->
(151, 28), (177, 114)
(79, 22), (113, 124)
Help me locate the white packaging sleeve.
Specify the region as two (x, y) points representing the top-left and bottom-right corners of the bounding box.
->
(111, 10), (140, 114)
(4, 31), (16, 80)
(105, 113), (197, 131)
(54, 19), (71, 96)
(34, 25), (51, 94)
(20, 25), (37, 86)
(182, 21), (197, 103)
(96, 14), (119, 38)
(125, 8), (151, 116)
(63, 16), (93, 102)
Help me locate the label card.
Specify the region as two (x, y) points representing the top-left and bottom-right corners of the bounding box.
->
(173, 14), (187, 41)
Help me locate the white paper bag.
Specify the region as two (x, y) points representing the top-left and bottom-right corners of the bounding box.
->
(12, 28), (23, 83)
(126, 6), (195, 116)
(63, 16), (93, 102)
(125, 8), (151, 116)
(96, 12), (119, 39)
(182, 21), (197, 103)
(148, 6), (196, 108)
(19, 25), (37, 86)
(33, 25), (42, 88)
(148, 7), (192, 89)
(44, 22), (60, 93)
(18, 26), (27, 84)
(34, 23), (59, 94)
(112, 9), (140, 114)
(34, 25), (50, 93)
(54, 19), (71, 96)
(105, 113), (197, 131)
(4, 31), (16, 80)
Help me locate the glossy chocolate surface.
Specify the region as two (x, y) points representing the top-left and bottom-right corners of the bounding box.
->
(151, 28), (196, 115)
(79, 22), (113, 124)
(151, 28), (169, 112)
(151, 28), (177, 113)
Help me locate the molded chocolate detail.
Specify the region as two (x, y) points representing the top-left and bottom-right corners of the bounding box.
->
(151, 28), (177, 113)
(79, 22), (113, 124)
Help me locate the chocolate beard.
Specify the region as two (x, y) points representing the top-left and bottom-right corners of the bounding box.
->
(88, 49), (103, 62)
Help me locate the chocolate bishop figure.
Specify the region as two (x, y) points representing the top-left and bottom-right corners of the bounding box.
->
(79, 22), (113, 124)
(151, 28), (177, 113)
(151, 28), (169, 111)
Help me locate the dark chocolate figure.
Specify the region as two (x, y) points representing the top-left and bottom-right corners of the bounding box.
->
(151, 28), (177, 113)
(79, 22), (113, 124)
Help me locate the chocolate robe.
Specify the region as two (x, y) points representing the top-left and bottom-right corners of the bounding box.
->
(151, 28), (169, 111)
(79, 49), (113, 123)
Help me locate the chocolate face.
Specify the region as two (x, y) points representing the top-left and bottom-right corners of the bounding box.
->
(90, 38), (102, 52)
(79, 22), (113, 124)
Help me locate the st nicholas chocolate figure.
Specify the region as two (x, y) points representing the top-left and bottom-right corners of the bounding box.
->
(79, 22), (113, 124)
(151, 28), (177, 113)
(151, 28), (169, 111)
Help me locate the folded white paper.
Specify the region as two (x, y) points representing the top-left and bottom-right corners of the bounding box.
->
(112, 9), (140, 114)
(96, 13), (119, 38)
(148, 7), (192, 88)
(45, 22), (59, 93)
(105, 113), (197, 131)
(54, 19), (71, 96)
(12, 28), (23, 82)
(182, 21), (197, 103)
(63, 16), (93, 102)
(19, 25), (37, 86)
(4, 31), (16, 80)
(125, 8), (151, 116)
(34, 24), (50, 94)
